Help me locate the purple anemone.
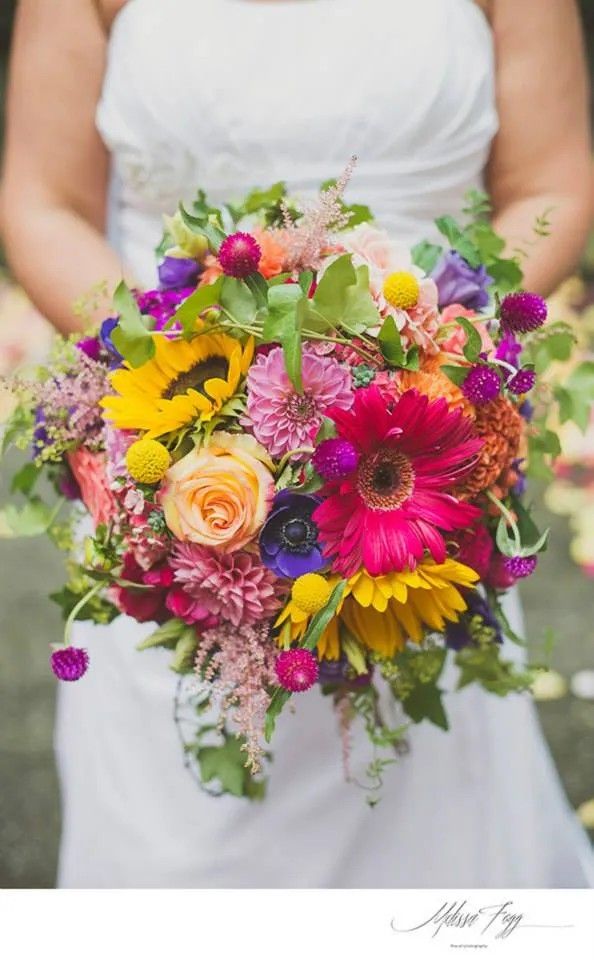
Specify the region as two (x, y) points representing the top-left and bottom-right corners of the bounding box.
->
(259, 491), (325, 578)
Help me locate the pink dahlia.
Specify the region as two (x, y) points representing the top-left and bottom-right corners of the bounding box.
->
(313, 386), (482, 577)
(244, 346), (353, 459)
(171, 542), (284, 628)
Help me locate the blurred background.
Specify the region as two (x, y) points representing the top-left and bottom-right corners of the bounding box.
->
(0, 2), (594, 888)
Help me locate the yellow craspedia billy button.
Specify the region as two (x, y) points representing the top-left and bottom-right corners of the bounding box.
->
(383, 271), (420, 310)
(126, 438), (171, 484)
(291, 573), (332, 615)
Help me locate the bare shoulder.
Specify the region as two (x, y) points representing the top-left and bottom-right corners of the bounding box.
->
(94, 0), (129, 31)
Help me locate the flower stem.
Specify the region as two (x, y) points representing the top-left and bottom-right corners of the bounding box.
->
(486, 489), (521, 552)
(276, 446), (315, 476)
(63, 580), (104, 647)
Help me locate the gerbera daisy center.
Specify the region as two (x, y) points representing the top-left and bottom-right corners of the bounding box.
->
(356, 450), (415, 510)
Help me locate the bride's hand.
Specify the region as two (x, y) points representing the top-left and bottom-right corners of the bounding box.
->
(488, 0), (594, 295)
(0, 0), (130, 334)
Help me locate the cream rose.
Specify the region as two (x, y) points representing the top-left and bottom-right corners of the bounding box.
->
(160, 433), (275, 552)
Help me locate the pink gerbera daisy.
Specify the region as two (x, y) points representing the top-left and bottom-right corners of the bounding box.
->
(313, 386), (482, 576)
(244, 346), (353, 459)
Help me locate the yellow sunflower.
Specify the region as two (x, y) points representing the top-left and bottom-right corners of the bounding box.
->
(276, 558), (479, 660)
(101, 333), (254, 439)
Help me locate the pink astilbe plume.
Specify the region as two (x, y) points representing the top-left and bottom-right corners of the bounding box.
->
(275, 156), (357, 272)
(27, 352), (110, 460)
(195, 623), (278, 773)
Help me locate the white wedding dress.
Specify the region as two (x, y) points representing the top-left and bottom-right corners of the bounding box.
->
(55, 0), (594, 887)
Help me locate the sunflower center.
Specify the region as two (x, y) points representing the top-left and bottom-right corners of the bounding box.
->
(161, 357), (229, 400)
(356, 450), (414, 510)
(280, 516), (319, 554)
(285, 392), (316, 423)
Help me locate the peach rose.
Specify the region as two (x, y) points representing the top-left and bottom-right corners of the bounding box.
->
(160, 432), (274, 552)
(67, 448), (117, 527)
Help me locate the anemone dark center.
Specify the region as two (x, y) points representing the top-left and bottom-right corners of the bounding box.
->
(356, 450), (414, 510)
(285, 392), (316, 423)
(280, 516), (318, 554)
(162, 357), (229, 400)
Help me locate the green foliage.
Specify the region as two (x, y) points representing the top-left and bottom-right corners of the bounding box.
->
(411, 240), (442, 274)
(377, 315), (419, 370)
(264, 283), (305, 391)
(111, 282), (156, 367)
(455, 645), (538, 697)
(169, 277), (223, 336)
(554, 361), (594, 432)
(179, 202), (226, 254)
(0, 498), (56, 538)
(388, 647), (449, 731)
(194, 731), (267, 800)
(312, 256), (380, 335)
(50, 582), (118, 626)
(526, 324), (576, 374)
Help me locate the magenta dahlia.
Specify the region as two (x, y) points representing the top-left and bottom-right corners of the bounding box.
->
(313, 386), (483, 577)
(244, 346), (353, 459)
(171, 542), (284, 628)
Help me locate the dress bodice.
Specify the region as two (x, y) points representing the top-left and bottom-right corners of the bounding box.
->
(97, 0), (498, 284)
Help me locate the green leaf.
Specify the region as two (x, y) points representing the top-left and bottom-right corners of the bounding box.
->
(300, 579), (347, 652)
(299, 270), (314, 295)
(554, 361), (594, 432)
(137, 619), (187, 652)
(468, 220), (505, 262)
(0, 498), (55, 538)
(487, 257), (523, 294)
(402, 681), (449, 731)
(456, 316), (483, 363)
(264, 284), (305, 392)
(411, 240), (442, 274)
(441, 364), (469, 387)
(435, 215), (481, 268)
(196, 738), (249, 798)
(10, 461), (41, 498)
(169, 627), (199, 674)
(244, 272), (269, 310)
(220, 277), (257, 327)
(378, 314), (405, 367)
(168, 277), (223, 336)
(531, 328), (575, 373)
(111, 282), (156, 368)
(313, 256), (380, 334)
(242, 181), (287, 215)
(455, 645), (537, 696)
(179, 203), (226, 253)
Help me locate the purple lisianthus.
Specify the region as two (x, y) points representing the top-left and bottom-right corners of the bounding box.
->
(158, 256), (200, 291)
(57, 467), (81, 501)
(260, 491), (325, 578)
(445, 590), (503, 650)
(432, 250), (492, 311)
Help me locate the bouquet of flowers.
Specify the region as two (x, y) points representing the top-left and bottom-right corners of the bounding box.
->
(2, 163), (593, 801)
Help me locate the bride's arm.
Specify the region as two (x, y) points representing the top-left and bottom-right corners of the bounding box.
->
(1, 0), (127, 334)
(488, 0), (594, 295)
